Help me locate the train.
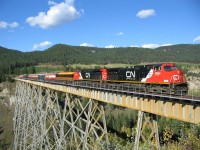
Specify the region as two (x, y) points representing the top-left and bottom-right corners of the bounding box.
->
(19, 63), (188, 95)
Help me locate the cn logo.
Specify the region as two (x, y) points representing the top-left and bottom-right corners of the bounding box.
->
(126, 71), (135, 79)
(85, 73), (90, 78)
(173, 75), (180, 81)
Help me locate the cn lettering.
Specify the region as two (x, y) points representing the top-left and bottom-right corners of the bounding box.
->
(85, 73), (90, 78)
(126, 71), (135, 79)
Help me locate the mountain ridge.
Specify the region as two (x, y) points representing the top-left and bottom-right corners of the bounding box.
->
(0, 43), (200, 65)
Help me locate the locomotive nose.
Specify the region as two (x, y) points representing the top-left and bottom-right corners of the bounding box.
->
(172, 69), (185, 83)
(178, 70), (186, 83)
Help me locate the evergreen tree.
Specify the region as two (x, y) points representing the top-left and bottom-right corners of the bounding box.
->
(29, 66), (36, 74)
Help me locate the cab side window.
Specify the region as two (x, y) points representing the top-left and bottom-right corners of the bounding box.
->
(154, 66), (162, 71)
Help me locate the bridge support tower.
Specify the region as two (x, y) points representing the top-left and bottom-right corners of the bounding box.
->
(13, 81), (109, 150)
(134, 111), (160, 150)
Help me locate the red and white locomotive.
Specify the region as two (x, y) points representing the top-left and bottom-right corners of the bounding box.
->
(73, 63), (188, 94)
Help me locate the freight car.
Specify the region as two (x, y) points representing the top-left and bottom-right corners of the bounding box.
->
(56, 72), (75, 81)
(19, 72), (76, 81)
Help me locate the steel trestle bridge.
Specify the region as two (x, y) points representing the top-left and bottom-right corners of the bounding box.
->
(14, 79), (200, 150)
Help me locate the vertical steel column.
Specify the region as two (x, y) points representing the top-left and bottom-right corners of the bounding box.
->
(134, 111), (160, 150)
(13, 81), (108, 150)
(134, 111), (144, 150)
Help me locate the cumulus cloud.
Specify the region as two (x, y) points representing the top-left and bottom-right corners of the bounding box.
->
(0, 21), (8, 28)
(136, 9), (155, 18)
(26, 0), (82, 29)
(130, 45), (139, 48)
(0, 21), (19, 29)
(33, 41), (52, 50)
(142, 43), (173, 49)
(80, 43), (93, 47)
(48, 0), (57, 6)
(161, 44), (173, 47)
(9, 22), (19, 28)
(193, 36), (200, 43)
(116, 32), (124, 36)
(142, 44), (159, 49)
(105, 45), (116, 48)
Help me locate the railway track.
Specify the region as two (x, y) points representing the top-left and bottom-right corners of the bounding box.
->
(24, 78), (200, 103)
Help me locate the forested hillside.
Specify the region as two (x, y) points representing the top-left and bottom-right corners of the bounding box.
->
(0, 44), (200, 82)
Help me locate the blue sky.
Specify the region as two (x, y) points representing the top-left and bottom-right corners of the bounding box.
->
(0, 0), (200, 52)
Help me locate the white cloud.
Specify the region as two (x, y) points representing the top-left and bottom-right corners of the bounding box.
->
(161, 44), (173, 47)
(142, 43), (173, 49)
(48, 0), (57, 6)
(9, 22), (19, 28)
(26, 0), (82, 29)
(130, 45), (139, 48)
(142, 44), (159, 49)
(193, 36), (200, 43)
(0, 21), (19, 29)
(105, 45), (116, 48)
(136, 9), (155, 19)
(116, 32), (124, 36)
(33, 41), (52, 50)
(80, 43), (93, 47)
(0, 21), (8, 28)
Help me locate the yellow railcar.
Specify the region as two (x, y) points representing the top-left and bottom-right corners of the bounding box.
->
(56, 72), (75, 81)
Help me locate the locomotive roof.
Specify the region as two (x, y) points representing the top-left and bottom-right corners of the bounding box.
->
(57, 72), (75, 75)
(107, 64), (154, 70)
(81, 69), (101, 72)
(106, 63), (176, 70)
(80, 63), (176, 71)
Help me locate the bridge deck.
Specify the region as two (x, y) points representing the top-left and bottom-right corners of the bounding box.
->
(16, 79), (200, 124)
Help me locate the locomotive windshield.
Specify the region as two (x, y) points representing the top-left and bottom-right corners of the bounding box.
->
(154, 65), (162, 71)
(164, 66), (177, 71)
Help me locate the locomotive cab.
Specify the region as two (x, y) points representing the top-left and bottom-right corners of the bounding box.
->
(145, 63), (188, 95)
(162, 63), (186, 84)
(146, 63), (186, 85)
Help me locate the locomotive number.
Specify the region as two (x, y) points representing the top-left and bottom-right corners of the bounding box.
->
(126, 71), (135, 79)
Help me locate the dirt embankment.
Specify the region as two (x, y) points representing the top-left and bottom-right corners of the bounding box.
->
(0, 82), (16, 149)
(188, 77), (200, 90)
(183, 67), (200, 97)
(187, 69), (200, 92)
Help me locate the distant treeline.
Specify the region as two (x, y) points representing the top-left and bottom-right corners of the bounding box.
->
(0, 44), (200, 82)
